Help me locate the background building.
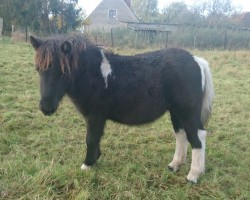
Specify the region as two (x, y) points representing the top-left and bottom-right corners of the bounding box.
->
(84, 0), (139, 32)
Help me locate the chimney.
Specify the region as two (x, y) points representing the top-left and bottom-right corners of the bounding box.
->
(124, 0), (131, 8)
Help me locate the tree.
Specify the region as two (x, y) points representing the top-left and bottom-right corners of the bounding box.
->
(190, 0), (239, 25)
(0, 0), (83, 35)
(160, 0), (239, 26)
(0, 0), (15, 34)
(160, 2), (204, 25)
(132, 0), (158, 22)
(205, 0), (236, 25)
(47, 0), (83, 33)
(161, 2), (190, 24)
(12, 0), (42, 30)
(34, 0), (84, 33)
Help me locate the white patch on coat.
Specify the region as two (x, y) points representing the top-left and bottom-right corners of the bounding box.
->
(168, 129), (189, 172)
(81, 163), (91, 170)
(193, 56), (207, 91)
(100, 50), (112, 88)
(187, 130), (207, 183)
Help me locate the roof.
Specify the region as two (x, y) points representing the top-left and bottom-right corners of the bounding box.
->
(87, 0), (138, 24)
(127, 22), (178, 32)
(230, 12), (250, 28)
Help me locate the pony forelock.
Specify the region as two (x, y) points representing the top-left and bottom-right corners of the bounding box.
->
(35, 35), (88, 73)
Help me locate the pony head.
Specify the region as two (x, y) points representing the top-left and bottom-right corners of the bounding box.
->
(30, 36), (73, 116)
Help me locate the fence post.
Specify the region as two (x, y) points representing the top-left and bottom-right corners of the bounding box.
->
(193, 30), (196, 49)
(12, 25), (15, 36)
(165, 32), (169, 48)
(134, 30), (138, 48)
(25, 26), (29, 42)
(223, 30), (227, 50)
(111, 28), (114, 47)
(0, 18), (3, 37)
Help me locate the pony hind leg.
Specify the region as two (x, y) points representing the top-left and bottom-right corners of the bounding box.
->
(168, 111), (189, 172)
(182, 114), (207, 183)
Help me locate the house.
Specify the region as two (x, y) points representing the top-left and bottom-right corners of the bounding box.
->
(84, 0), (139, 32)
(230, 12), (250, 28)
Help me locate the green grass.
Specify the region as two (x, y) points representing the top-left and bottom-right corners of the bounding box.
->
(0, 38), (249, 199)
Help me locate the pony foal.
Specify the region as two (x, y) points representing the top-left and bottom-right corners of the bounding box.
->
(30, 35), (214, 183)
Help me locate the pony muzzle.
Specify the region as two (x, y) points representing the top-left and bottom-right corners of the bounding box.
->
(39, 99), (57, 116)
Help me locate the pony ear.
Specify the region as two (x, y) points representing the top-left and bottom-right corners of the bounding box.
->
(61, 41), (72, 55)
(30, 36), (42, 50)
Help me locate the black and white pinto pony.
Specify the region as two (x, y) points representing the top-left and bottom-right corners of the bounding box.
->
(30, 35), (214, 183)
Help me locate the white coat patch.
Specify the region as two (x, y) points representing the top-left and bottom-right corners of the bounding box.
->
(100, 50), (112, 88)
(193, 56), (207, 91)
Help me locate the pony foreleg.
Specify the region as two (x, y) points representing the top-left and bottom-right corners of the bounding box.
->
(81, 116), (105, 170)
(186, 130), (206, 183)
(168, 129), (188, 172)
(81, 142), (101, 170)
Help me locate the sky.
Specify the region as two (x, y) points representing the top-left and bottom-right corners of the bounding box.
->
(78, 0), (250, 15)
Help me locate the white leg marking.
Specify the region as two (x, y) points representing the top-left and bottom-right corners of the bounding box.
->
(187, 130), (207, 183)
(81, 164), (91, 170)
(168, 129), (188, 172)
(100, 50), (112, 88)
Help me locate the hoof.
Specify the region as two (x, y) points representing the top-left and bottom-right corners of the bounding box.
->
(186, 171), (199, 183)
(168, 165), (178, 172)
(81, 164), (91, 170)
(186, 167), (205, 183)
(186, 177), (198, 184)
(168, 165), (174, 171)
(168, 161), (180, 172)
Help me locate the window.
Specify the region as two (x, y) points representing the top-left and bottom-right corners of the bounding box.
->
(109, 9), (117, 19)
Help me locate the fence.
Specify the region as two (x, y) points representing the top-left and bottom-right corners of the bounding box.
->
(6, 24), (250, 50)
(86, 26), (250, 50)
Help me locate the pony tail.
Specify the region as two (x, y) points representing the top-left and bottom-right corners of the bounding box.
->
(194, 56), (214, 126)
(201, 60), (214, 126)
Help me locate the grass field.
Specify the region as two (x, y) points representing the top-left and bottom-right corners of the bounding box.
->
(0, 37), (249, 200)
